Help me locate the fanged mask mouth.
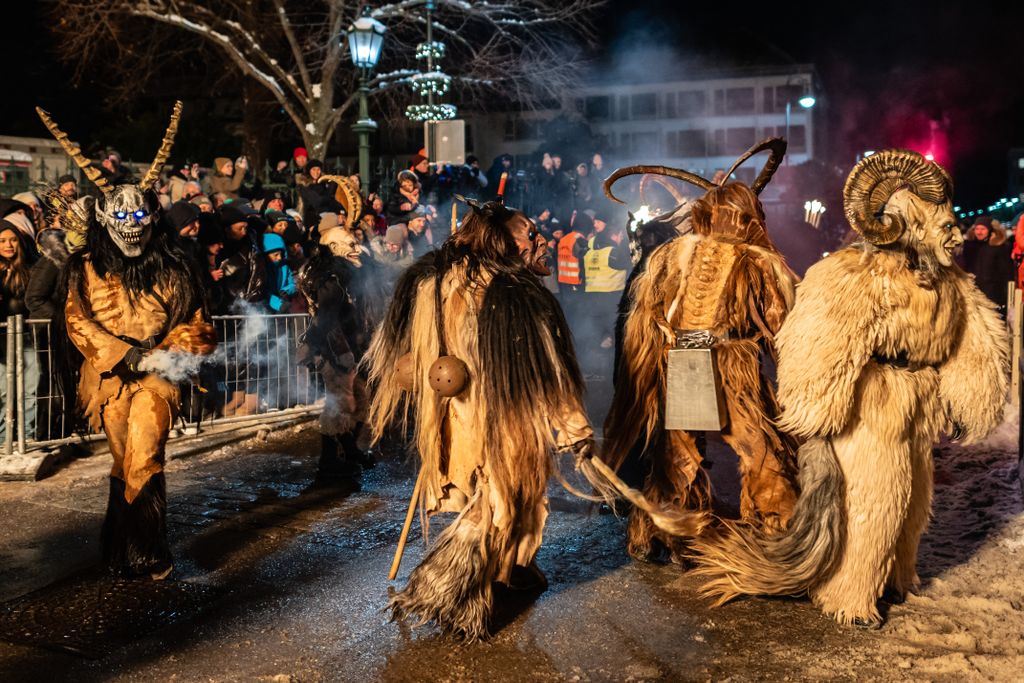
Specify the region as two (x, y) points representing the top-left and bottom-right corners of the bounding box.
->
(118, 228), (146, 245)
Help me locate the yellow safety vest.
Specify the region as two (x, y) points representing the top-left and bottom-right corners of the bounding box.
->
(584, 237), (627, 292)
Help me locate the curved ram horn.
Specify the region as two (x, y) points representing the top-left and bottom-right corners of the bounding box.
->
(141, 100), (183, 190)
(723, 137), (787, 195)
(35, 106), (112, 195)
(604, 165), (713, 205)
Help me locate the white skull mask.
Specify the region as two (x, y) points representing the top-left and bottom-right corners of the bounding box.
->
(96, 185), (154, 257)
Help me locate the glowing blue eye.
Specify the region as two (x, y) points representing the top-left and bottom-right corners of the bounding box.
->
(115, 211), (127, 220)
(134, 210), (146, 219)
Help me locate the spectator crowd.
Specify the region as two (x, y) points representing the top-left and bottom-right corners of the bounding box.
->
(0, 145), (1019, 440)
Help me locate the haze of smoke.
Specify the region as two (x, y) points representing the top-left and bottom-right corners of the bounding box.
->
(138, 348), (225, 383)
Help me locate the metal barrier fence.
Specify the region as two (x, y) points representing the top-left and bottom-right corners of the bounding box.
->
(2, 313), (325, 456)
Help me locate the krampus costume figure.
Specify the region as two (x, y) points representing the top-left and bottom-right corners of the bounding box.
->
(693, 149), (1009, 626)
(298, 184), (384, 480)
(40, 103), (216, 579)
(602, 139), (800, 564)
(366, 199), (702, 640)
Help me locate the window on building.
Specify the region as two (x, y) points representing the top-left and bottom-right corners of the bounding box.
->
(724, 87), (755, 115)
(618, 96), (630, 121)
(711, 129), (727, 156)
(677, 91), (706, 117)
(664, 93), (677, 119)
(713, 90), (726, 116)
(585, 96), (610, 121)
(763, 84), (806, 113)
(667, 129), (707, 157)
(725, 127), (756, 154)
(631, 93), (657, 119)
(631, 132), (660, 157)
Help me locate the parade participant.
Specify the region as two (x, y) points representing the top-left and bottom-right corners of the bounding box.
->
(693, 149), (1009, 627)
(602, 139), (799, 563)
(365, 197), (702, 640)
(39, 102), (216, 579)
(298, 177), (381, 480)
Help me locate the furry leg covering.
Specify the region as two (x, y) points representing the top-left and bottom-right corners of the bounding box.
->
(691, 437), (844, 602)
(101, 474), (172, 577)
(390, 501), (494, 641)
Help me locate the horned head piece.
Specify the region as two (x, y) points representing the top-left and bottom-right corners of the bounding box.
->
(603, 137), (788, 205)
(36, 100), (184, 195)
(843, 149), (953, 245)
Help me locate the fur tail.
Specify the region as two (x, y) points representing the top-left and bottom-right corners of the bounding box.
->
(389, 514), (493, 641)
(576, 456), (709, 538)
(691, 437), (845, 603)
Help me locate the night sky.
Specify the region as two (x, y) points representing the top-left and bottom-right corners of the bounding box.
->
(6, 1), (1023, 209)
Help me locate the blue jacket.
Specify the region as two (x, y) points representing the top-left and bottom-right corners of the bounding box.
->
(262, 232), (297, 311)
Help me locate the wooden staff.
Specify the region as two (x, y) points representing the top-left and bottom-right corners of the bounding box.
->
(388, 467), (425, 581)
(451, 202), (458, 233)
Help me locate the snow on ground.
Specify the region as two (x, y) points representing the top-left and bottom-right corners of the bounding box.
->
(863, 406), (1024, 680)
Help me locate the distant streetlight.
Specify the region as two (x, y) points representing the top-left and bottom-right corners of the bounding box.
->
(347, 6), (386, 191)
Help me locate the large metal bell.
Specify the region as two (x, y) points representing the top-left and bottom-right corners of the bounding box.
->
(428, 355), (468, 397)
(395, 353), (415, 391)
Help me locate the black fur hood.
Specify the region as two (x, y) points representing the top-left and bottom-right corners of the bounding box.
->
(36, 228), (70, 268)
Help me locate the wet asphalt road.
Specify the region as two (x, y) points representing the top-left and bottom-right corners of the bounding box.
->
(0, 373), (906, 682)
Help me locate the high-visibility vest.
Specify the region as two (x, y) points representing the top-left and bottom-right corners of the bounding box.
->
(557, 232), (584, 285)
(584, 237), (627, 292)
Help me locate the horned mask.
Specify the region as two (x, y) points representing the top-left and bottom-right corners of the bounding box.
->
(36, 101), (183, 258)
(843, 149), (962, 268)
(604, 138), (787, 249)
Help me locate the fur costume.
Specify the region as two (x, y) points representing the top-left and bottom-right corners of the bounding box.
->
(602, 139), (800, 563)
(42, 103), (216, 579)
(692, 149), (1009, 627)
(297, 221), (386, 477)
(366, 200), (703, 640)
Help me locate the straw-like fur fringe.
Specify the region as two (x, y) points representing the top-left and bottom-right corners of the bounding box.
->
(939, 270), (1010, 442)
(691, 437), (844, 603)
(389, 508), (492, 641)
(579, 456), (709, 538)
(603, 235), (700, 471)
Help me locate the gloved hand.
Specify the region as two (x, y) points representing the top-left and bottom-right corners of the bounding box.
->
(268, 294), (284, 312)
(123, 346), (148, 373)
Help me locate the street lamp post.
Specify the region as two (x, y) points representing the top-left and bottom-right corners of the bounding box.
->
(784, 79), (816, 164)
(347, 6), (386, 192)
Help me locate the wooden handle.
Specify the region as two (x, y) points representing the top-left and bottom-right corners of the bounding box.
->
(388, 468), (425, 581)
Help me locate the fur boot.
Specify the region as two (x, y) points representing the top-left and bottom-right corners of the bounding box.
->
(101, 474), (173, 580)
(390, 515), (492, 641)
(317, 433), (361, 480)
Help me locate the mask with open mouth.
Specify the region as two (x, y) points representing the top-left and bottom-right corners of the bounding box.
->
(97, 185), (155, 257)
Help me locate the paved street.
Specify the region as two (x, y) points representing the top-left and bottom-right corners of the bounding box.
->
(0, 403), (1021, 681)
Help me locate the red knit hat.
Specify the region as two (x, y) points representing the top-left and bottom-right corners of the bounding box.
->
(293, 147), (308, 160)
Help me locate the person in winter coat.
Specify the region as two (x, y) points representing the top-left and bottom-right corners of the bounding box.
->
(207, 157), (248, 200)
(961, 217), (1015, 315)
(0, 221), (39, 440)
(262, 232), (298, 313)
(26, 228), (70, 319)
(385, 170), (422, 222)
(217, 204), (268, 311)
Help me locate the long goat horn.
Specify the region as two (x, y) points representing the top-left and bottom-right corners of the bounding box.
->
(723, 137), (787, 195)
(35, 106), (112, 195)
(604, 165), (713, 205)
(141, 100), (184, 190)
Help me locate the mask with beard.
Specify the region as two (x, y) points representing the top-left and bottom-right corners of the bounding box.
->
(507, 212), (550, 276)
(95, 185), (155, 257)
(320, 227), (362, 268)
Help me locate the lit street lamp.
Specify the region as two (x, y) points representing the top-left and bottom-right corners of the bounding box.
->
(347, 6), (386, 191)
